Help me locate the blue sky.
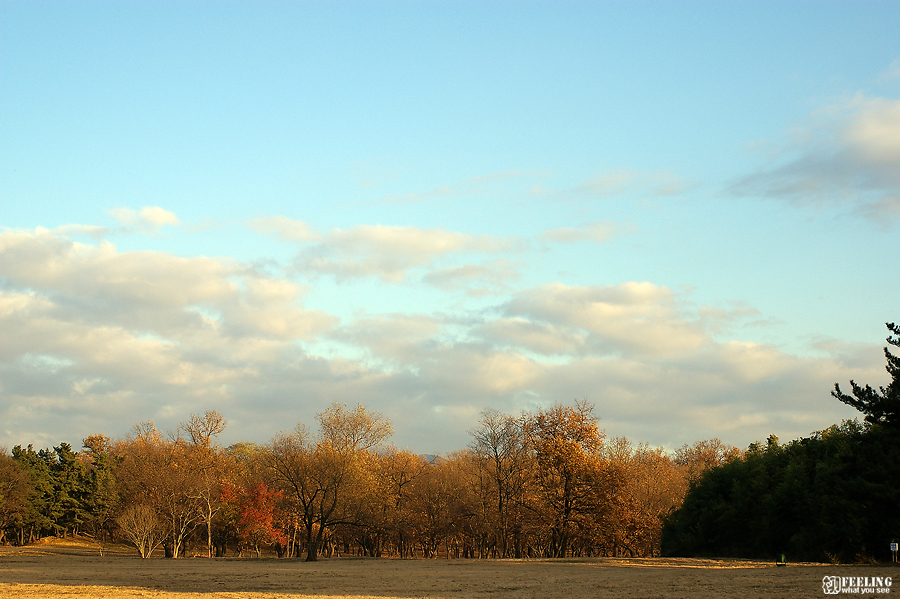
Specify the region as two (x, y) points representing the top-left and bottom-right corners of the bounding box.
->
(2, 1), (899, 453)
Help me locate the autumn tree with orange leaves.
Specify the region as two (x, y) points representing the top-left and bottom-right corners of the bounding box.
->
(527, 400), (618, 558)
(220, 482), (287, 557)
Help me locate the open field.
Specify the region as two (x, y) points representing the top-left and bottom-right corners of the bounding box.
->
(1, 538), (897, 598)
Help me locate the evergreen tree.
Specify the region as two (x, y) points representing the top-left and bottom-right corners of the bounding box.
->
(49, 443), (90, 536)
(11, 445), (54, 541)
(833, 322), (900, 428)
(81, 436), (120, 541)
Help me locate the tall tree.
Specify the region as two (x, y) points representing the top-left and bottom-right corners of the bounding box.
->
(408, 453), (475, 558)
(527, 400), (610, 558)
(48, 443), (90, 536)
(81, 435), (120, 543)
(610, 441), (686, 557)
(469, 409), (532, 557)
(833, 322), (900, 428)
(181, 411), (228, 558)
(661, 422), (900, 562)
(0, 452), (33, 545)
(114, 422), (204, 558)
(183, 410), (227, 448)
(11, 445), (55, 541)
(267, 403), (392, 561)
(353, 448), (427, 557)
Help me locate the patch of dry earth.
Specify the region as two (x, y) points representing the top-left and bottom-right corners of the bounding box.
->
(1, 539), (896, 599)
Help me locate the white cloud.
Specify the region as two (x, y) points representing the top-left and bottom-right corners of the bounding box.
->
(0, 228), (236, 312)
(532, 169), (696, 200)
(474, 317), (587, 356)
(109, 206), (181, 233)
(247, 216), (320, 242)
(248, 219), (520, 283)
(140, 206), (181, 228)
(329, 225), (476, 254)
(563, 168), (696, 197)
(500, 282), (710, 358)
(731, 95), (900, 225)
(844, 97), (900, 166)
(540, 221), (636, 244)
(52, 224), (109, 238)
(314, 281), (880, 451)
(330, 314), (443, 366)
(295, 225), (518, 282)
(456, 282), (879, 447)
(576, 169), (638, 196)
(698, 303), (774, 336)
(880, 58), (900, 82)
(421, 260), (521, 295)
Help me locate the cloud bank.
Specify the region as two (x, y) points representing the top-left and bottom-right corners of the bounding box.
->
(0, 224), (877, 453)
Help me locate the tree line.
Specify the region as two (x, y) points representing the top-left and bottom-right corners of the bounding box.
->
(0, 401), (733, 560)
(4, 321), (895, 562)
(661, 322), (900, 563)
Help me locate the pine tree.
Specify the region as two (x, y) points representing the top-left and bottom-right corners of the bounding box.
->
(9, 446), (54, 542)
(50, 443), (90, 536)
(833, 322), (900, 428)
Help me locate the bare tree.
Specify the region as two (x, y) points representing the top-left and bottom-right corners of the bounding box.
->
(469, 409), (532, 557)
(183, 410), (227, 448)
(408, 454), (475, 558)
(361, 447), (428, 557)
(674, 438), (741, 483)
(117, 504), (165, 558)
(182, 411), (228, 558)
(318, 403), (393, 453)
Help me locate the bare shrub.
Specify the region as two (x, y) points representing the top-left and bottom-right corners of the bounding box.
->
(117, 504), (165, 558)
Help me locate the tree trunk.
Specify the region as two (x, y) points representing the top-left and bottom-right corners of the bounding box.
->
(306, 541), (318, 561)
(206, 512), (214, 558)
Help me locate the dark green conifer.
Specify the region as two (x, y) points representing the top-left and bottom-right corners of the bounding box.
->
(833, 322), (900, 428)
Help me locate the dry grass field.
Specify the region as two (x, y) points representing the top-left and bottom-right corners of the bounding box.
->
(1, 537), (896, 598)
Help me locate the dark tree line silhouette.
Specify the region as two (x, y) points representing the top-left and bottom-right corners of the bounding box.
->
(662, 322), (900, 563)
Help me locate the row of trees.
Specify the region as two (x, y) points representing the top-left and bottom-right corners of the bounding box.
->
(0, 402), (734, 560)
(7, 321), (895, 562)
(662, 322), (900, 563)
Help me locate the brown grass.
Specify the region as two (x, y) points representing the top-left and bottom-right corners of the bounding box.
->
(1, 537), (896, 598)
